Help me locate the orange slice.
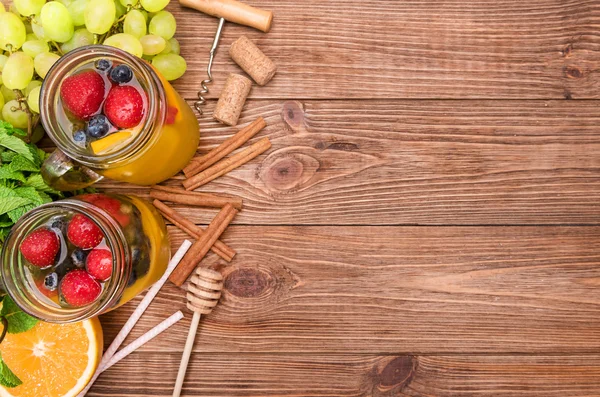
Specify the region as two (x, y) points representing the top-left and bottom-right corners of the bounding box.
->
(90, 130), (133, 154)
(0, 318), (103, 397)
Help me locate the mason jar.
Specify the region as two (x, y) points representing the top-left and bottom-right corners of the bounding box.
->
(39, 45), (199, 191)
(1, 193), (170, 323)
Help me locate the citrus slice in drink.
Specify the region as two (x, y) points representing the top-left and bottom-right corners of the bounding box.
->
(0, 318), (103, 397)
(90, 130), (133, 154)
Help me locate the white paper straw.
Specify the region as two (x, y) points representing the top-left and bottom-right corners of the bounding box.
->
(78, 240), (193, 397)
(100, 311), (184, 373)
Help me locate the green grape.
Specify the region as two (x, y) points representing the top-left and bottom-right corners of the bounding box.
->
(149, 11), (176, 40)
(151, 54), (186, 81)
(0, 85), (17, 102)
(0, 13), (27, 50)
(27, 86), (41, 113)
(140, 0), (169, 13)
(114, 0), (126, 18)
(34, 52), (60, 78)
(104, 33), (143, 57)
(25, 32), (38, 41)
(31, 16), (45, 39)
(13, 0), (46, 17)
(140, 9), (148, 21)
(24, 79), (42, 96)
(123, 10), (146, 38)
(30, 123), (45, 143)
(0, 54), (8, 71)
(168, 37), (179, 54)
(41, 2), (74, 43)
(0, 3), (4, 12)
(57, 0), (73, 7)
(60, 28), (94, 53)
(158, 37), (171, 54)
(22, 39), (50, 58)
(3, 52), (34, 90)
(68, 0), (89, 26)
(2, 100), (29, 129)
(85, 0), (116, 34)
(119, 0), (138, 6)
(139, 34), (165, 55)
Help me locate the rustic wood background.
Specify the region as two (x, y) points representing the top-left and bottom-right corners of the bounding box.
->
(23, 0), (600, 394)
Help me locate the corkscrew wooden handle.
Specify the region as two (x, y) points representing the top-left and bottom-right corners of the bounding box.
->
(178, 0), (273, 32)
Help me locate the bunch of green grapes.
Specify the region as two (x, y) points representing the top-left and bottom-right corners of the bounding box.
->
(0, 0), (186, 137)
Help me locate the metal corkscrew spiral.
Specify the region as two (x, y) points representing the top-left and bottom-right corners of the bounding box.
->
(194, 18), (226, 114)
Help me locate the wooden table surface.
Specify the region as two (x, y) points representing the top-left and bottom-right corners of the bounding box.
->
(90, 0), (600, 395)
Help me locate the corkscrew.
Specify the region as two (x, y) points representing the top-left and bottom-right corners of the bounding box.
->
(178, 0), (273, 115)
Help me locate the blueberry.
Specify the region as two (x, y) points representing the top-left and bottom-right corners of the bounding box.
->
(109, 65), (133, 84)
(127, 269), (137, 287)
(131, 247), (141, 263)
(95, 59), (112, 71)
(73, 130), (87, 146)
(50, 218), (65, 230)
(86, 115), (111, 138)
(71, 249), (87, 267)
(44, 272), (58, 291)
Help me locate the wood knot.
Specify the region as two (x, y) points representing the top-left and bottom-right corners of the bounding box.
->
(259, 152), (320, 193)
(281, 101), (305, 132)
(225, 267), (270, 298)
(564, 66), (583, 79)
(327, 142), (359, 152)
(373, 356), (416, 393)
(562, 43), (573, 57)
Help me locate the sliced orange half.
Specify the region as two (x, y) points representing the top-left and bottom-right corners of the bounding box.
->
(0, 318), (103, 397)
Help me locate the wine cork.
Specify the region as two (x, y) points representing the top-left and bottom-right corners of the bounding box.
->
(213, 73), (252, 126)
(229, 36), (277, 86)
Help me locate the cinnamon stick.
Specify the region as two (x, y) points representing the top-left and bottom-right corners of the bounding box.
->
(169, 204), (238, 286)
(153, 200), (236, 263)
(183, 117), (266, 178)
(183, 137), (271, 191)
(150, 186), (243, 209)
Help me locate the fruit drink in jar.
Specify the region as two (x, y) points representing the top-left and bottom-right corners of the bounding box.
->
(1, 193), (170, 322)
(40, 45), (199, 190)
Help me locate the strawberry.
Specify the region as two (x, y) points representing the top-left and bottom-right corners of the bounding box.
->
(67, 214), (104, 249)
(165, 106), (178, 124)
(60, 269), (102, 307)
(20, 228), (60, 268)
(103, 85), (145, 128)
(86, 249), (113, 281)
(60, 70), (106, 120)
(80, 194), (130, 227)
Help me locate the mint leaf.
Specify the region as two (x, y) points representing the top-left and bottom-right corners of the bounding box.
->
(0, 151), (16, 163)
(0, 296), (37, 334)
(8, 155), (39, 173)
(14, 187), (44, 205)
(0, 186), (32, 216)
(23, 174), (60, 195)
(0, 353), (22, 388)
(0, 168), (25, 183)
(0, 133), (34, 163)
(7, 204), (35, 223)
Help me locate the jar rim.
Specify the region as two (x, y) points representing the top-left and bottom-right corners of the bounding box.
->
(1, 199), (131, 323)
(39, 45), (166, 169)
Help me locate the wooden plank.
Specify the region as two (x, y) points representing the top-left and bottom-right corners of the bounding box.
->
(100, 99), (600, 225)
(99, 226), (600, 354)
(167, 0), (600, 100)
(90, 353), (600, 396)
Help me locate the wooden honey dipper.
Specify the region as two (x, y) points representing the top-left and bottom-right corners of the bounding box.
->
(172, 268), (224, 397)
